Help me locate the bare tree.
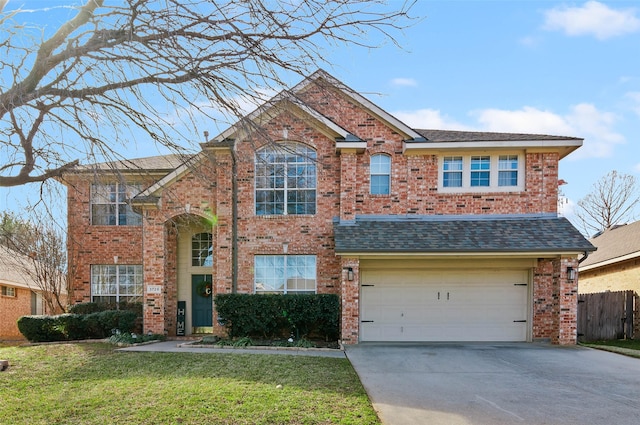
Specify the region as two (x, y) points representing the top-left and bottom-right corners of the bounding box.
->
(0, 211), (69, 313)
(0, 0), (415, 188)
(575, 170), (640, 236)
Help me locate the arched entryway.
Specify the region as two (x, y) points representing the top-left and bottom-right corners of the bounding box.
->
(174, 216), (214, 335)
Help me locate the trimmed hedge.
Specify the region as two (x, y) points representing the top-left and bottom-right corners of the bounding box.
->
(214, 293), (339, 340)
(17, 310), (138, 342)
(69, 301), (142, 315)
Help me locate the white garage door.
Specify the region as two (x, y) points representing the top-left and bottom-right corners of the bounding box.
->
(360, 269), (529, 342)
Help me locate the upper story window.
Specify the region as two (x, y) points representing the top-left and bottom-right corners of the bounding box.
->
(370, 154), (391, 195)
(443, 156), (463, 188)
(192, 232), (213, 267)
(91, 183), (142, 226)
(470, 156), (490, 187)
(254, 255), (316, 294)
(498, 155), (519, 186)
(439, 154), (523, 192)
(255, 142), (316, 215)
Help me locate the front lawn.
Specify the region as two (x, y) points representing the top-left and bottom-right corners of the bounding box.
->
(581, 339), (640, 359)
(0, 343), (379, 424)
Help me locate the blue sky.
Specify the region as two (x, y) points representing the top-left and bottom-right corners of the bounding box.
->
(2, 0), (640, 229)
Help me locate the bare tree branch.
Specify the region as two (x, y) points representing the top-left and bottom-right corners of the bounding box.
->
(1, 0), (417, 187)
(575, 170), (640, 236)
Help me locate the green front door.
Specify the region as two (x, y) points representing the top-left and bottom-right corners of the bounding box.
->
(192, 274), (213, 333)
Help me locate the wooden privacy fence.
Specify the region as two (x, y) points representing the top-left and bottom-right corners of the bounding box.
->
(577, 290), (635, 341)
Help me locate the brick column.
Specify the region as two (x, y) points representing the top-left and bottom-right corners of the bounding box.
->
(340, 257), (360, 345)
(142, 210), (167, 335)
(206, 146), (234, 337)
(339, 151), (357, 221)
(555, 257), (579, 345)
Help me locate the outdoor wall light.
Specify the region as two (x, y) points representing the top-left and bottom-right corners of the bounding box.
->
(282, 242), (289, 254)
(346, 267), (354, 281)
(567, 267), (576, 281)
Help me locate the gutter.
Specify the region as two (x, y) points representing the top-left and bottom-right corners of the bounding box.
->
(578, 250), (591, 265)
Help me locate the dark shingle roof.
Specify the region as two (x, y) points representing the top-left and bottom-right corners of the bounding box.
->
(580, 220), (640, 268)
(333, 215), (595, 254)
(413, 129), (582, 143)
(75, 154), (192, 172)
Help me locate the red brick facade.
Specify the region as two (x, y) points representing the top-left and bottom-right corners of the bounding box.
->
(63, 72), (585, 345)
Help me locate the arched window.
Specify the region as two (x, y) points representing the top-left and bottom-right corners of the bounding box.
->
(192, 232), (213, 267)
(255, 142), (317, 215)
(370, 154), (391, 195)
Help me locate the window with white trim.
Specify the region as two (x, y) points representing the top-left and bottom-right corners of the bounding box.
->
(254, 255), (316, 294)
(443, 156), (463, 188)
(1, 286), (16, 297)
(498, 155), (519, 186)
(91, 183), (142, 225)
(470, 156), (490, 187)
(255, 143), (317, 215)
(439, 154), (523, 192)
(192, 232), (213, 267)
(91, 265), (143, 303)
(370, 154), (391, 195)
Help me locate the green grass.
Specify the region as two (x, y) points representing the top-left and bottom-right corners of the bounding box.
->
(0, 343), (379, 425)
(580, 339), (640, 359)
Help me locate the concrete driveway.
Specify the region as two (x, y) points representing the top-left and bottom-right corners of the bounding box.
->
(345, 343), (640, 425)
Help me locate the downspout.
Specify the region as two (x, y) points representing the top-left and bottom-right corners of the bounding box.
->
(231, 145), (238, 293)
(578, 250), (590, 264)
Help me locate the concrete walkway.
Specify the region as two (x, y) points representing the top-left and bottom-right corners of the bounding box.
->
(117, 340), (346, 358)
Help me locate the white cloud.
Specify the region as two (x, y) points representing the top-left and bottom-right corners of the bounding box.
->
(474, 106), (573, 134)
(390, 78), (418, 87)
(392, 108), (473, 130)
(635, 163), (640, 173)
(543, 1), (640, 40)
(518, 36), (540, 47)
(626, 92), (640, 117)
(472, 103), (624, 159)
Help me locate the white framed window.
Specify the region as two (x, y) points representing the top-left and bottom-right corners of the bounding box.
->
(470, 156), (490, 187)
(370, 154), (391, 195)
(443, 156), (463, 188)
(91, 265), (143, 303)
(192, 232), (213, 267)
(254, 255), (316, 294)
(498, 155), (519, 186)
(439, 154), (523, 192)
(91, 183), (142, 225)
(1, 286), (16, 297)
(255, 142), (317, 215)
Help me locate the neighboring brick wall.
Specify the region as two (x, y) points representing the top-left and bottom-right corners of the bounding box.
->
(578, 258), (640, 295)
(0, 287), (31, 339)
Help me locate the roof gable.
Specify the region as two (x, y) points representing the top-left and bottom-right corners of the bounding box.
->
(580, 220), (640, 269)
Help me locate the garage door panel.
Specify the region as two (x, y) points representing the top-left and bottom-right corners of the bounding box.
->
(360, 268), (529, 342)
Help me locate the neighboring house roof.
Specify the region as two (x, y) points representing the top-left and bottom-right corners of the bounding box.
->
(579, 221), (640, 271)
(333, 214), (595, 255)
(70, 154), (191, 173)
(0, 245), (39, 290)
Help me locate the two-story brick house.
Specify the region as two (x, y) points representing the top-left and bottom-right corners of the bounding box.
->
(62, 70), (594, 345)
